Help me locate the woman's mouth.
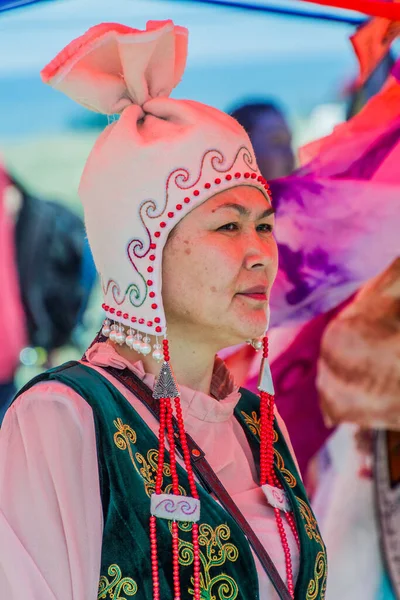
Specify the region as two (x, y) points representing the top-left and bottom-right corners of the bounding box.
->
(236, 286), (268, 302)
(240, 293), (267, 301)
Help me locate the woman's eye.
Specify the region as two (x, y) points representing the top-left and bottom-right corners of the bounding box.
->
(217, 222), (274, 233)
(257, 223), (274, 233)
(218, 222), (239, 232)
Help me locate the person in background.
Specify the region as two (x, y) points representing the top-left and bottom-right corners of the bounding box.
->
(0, 165), (27, 421)
(0, 166), (97, 422)
(229, 101), (295, 181)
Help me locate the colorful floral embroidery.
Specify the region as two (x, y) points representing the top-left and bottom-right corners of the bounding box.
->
(113, 418), (186, 496)
(98, 564), (137, 599)
(173, 522), (239, 600)
(297, 498), (328, 600)
(102, 275), (148, 309)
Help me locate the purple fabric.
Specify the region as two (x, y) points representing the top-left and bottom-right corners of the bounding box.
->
(332, 121), (400, 180)
(268, 59), (400, 330)
(392, 59), (400, 82)
(268, 175), (400, 328)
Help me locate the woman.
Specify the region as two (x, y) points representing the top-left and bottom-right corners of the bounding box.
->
(0, 21), (326, 600)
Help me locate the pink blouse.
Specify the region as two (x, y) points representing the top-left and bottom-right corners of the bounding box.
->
(0, 342), (299, 599)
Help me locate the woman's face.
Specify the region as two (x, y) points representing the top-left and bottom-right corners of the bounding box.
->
(162, 186), (278, 349)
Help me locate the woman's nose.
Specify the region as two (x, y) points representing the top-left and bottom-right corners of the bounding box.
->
(242, 231), (277, 272)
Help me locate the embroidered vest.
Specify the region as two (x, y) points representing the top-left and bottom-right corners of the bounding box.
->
(16, 362), (327, 599)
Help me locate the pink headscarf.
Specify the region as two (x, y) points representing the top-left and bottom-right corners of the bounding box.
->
(0, 165), (26, 383)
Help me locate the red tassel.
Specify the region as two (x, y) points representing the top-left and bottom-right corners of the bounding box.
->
(260, 336), (296, 598)
(151, 339), (201, 600)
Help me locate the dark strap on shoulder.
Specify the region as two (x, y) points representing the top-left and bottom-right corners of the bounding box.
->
(100, 363), (292, 600)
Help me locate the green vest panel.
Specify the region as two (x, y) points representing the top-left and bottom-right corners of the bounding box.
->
(16, 362), (327, 600)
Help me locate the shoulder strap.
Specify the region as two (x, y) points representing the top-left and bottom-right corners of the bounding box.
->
(101, 364), (292, 600)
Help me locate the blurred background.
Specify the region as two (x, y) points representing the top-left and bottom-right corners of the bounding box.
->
(1, 2), (400, 598)
(0, 0), (371, 381)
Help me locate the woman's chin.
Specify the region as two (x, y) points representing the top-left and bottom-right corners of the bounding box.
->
(232, 319), (268, 344)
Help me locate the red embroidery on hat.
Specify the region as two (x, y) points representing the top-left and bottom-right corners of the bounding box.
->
(109, 147), (266, 316)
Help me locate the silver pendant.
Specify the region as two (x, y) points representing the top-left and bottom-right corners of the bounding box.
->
(258, 358), (275, 395)
(153, 361), (180, 399)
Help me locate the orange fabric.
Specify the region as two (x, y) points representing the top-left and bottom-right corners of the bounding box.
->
(351, 18), (400, 87)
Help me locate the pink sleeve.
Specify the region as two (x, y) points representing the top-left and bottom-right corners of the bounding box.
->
(0, 381), (103, 599)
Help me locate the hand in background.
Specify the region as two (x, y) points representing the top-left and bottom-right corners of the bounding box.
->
(317, 258), (400, 430)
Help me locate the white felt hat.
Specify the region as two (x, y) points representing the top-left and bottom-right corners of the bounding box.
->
(42, 20), (271, 341)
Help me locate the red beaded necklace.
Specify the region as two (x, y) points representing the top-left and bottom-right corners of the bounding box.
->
(150, 338), (201, 600)
(150, 336), (299, 600)
(259, 337), (300, 598)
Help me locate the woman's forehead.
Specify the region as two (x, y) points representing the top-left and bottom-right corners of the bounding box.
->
(205, 186), (272, 211)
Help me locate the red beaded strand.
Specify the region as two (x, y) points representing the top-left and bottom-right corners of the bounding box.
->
(171, 521), (181, 600)
(165, 394), (181, 600)
(260, 336), (297, 598)
(286, 512), (301, 551)
(150, 394), (167, 600)
(150, 339), (201, 600)
(173, 397), (201, 599)
(162, 339), (181, 600)
(174, 399), (198, 499)
(155, 397), (167, 494)
(150, 516), (160, 600)
(165, 398), (181, 495)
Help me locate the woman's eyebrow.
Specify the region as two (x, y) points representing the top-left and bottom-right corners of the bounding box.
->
(213, 203), (275, 219)
(258, 207), (275, 219)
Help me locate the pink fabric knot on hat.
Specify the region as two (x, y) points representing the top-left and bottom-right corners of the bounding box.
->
(41, 20), (188, 114)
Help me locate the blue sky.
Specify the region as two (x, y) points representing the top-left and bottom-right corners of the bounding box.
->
(0, 0), (358, 75)
(0, 0), (364, 136)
